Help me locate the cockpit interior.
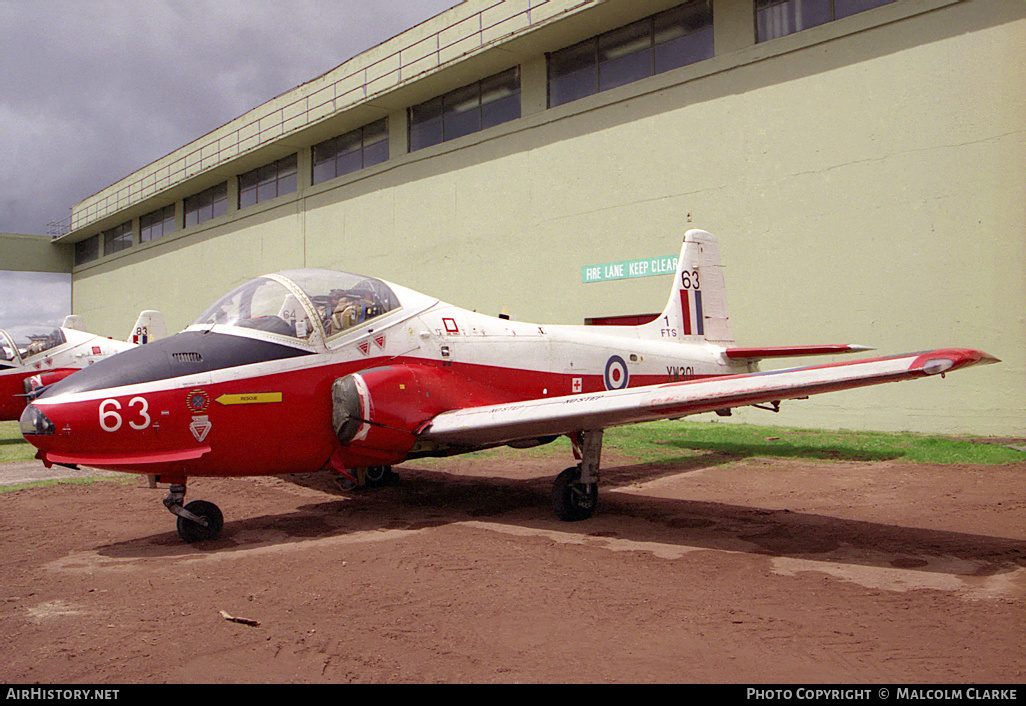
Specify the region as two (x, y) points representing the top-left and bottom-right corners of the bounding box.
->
(0, 326), (67, 366)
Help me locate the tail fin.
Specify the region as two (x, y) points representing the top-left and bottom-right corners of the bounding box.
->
(641, 229), (733, 343)
(128, 311), (167, 344)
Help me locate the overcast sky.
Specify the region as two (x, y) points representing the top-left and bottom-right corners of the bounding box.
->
(0, 271), (70, 328)
(0, 0), (459, 329)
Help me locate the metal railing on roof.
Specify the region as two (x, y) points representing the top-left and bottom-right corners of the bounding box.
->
(52, 0), (589, 240)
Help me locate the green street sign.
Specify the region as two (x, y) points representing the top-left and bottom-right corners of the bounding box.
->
(582, 255), (677, 283)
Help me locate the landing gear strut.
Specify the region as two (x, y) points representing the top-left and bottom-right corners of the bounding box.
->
(163, 483), (223, 543)
(552, 430), (602, 521)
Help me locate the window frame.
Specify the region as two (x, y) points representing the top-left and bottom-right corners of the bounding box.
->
(140, 204), (175, 243)
(238, 154), (298, 210)
(184, 182), (228, 228)
(102, 221), (133, 256)
(755, 0), (896, 43)
(408, 67), (521, 152)
(547, 2), (714, 108)
(74, 235), (99, 266)
(311, 118), (389, 186)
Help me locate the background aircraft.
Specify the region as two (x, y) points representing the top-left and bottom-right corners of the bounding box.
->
(1, 311), (165, 421)
(20, 230), (997, 542)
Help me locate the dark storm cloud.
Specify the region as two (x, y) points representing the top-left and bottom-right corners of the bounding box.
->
(0, 0), (459, 235)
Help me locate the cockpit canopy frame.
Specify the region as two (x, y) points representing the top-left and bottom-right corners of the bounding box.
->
(0, 326), (68, 366)
(188, 270), (402, 347)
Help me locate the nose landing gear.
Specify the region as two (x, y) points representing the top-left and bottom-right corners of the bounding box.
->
(162, 483), (224, 542)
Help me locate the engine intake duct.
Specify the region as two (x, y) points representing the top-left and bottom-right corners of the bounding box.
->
(332, 374), (370, 444)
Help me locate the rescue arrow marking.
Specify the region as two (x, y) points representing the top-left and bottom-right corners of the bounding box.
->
(215, 392), (283, 406)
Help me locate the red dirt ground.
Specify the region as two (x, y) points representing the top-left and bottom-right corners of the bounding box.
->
(1, 448), (1023, 684)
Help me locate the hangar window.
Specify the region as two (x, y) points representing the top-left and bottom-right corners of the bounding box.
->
(548, 2), (713, 108)
(409, 67), (521, 151)
(239, 154), (298, 209)
(140, 205), (175, 243)
(102, 221), (133, 256)
(74, 235), (99, 265)
(755, 0), (895, 42)
(312, 119), (388, 185)
(184, 182), (228, 228)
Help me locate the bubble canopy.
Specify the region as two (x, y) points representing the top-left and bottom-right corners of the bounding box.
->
(190, 270), (401, 343)
(0, 326), (67, 364)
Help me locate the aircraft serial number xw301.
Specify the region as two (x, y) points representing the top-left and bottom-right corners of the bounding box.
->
(21, 230), (998, 542)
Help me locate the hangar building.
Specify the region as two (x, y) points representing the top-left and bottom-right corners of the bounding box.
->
(28, 0), (1026, 435)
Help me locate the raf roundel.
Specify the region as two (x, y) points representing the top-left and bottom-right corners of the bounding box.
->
(604, 355), (629, 390)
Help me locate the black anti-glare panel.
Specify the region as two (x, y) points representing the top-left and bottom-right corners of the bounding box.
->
(40, 331), (312, 398)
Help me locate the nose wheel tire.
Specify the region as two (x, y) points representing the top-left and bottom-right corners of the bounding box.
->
(176, 500), (224, 543)
(552, 466), (597, 521)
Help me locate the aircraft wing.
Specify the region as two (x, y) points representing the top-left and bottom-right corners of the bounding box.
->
(419, 348), (997, 448)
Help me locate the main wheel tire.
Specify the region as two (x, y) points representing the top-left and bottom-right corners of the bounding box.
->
(364, 465), (393, 488)
(552, 466), (597, 521)
(176, 500), (224, 543)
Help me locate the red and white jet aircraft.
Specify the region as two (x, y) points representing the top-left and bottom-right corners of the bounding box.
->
(21, 230), (997, 542)
(1, 311), (164, 421)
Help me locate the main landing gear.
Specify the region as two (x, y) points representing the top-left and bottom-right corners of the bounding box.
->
(332, 465), (396, 490)
(362, 465), (396, 488)
(163, 483), (224, 543)
(552, 430), (603, 521)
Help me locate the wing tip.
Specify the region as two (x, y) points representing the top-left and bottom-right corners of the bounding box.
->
(912, 348), (1000, 375)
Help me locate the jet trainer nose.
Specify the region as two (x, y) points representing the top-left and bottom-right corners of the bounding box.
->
(20, 403), (55, 436)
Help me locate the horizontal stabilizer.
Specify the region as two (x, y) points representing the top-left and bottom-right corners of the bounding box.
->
(724, 344), (873, 360)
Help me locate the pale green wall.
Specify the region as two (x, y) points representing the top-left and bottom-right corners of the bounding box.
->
(0, 234), (72, 273)
(72, 1), (1024, 435)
